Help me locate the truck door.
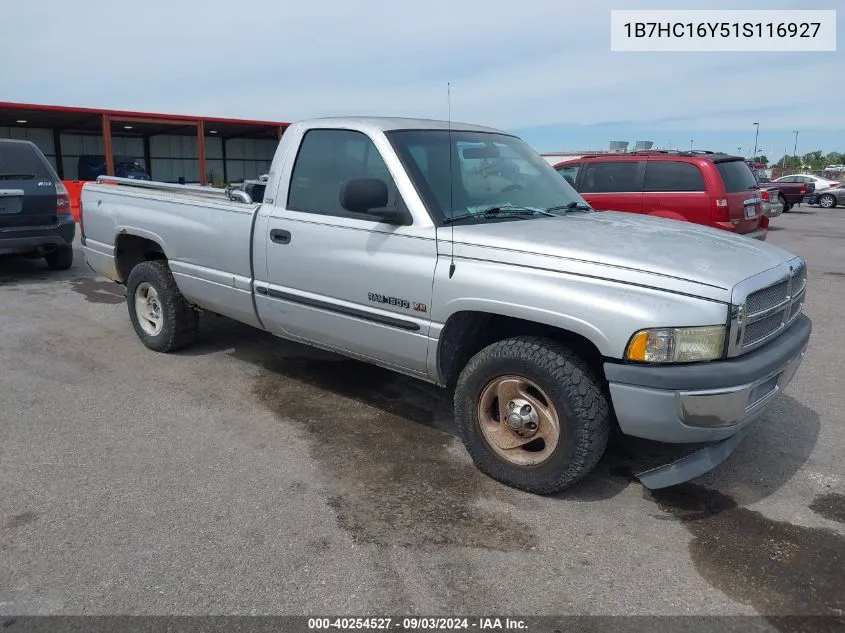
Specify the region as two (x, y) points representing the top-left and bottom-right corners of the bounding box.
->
(255, 127), (437, 376)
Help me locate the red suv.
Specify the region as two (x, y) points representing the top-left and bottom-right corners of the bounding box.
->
(554, 151), (768, 239)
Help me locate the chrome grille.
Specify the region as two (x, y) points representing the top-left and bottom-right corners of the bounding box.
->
(746, 280), (789, 314)
(744, 312), (786, 346)
(740, 261), (807, 352)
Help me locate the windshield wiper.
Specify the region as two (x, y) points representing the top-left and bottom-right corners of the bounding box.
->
(0, 173), (36, 180)
(545, 201), (593, 213)
(443, 206), (554, 224)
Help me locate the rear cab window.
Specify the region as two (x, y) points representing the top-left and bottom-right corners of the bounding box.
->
(714, 159), (759, 193)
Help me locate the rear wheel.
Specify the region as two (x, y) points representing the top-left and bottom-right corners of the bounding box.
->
(126, 260), (198, 352)
(778, 194), (788, 212)
(44, 245), (73, 270)
(453, 336), (610, 494)
(819, 194), (837, 209)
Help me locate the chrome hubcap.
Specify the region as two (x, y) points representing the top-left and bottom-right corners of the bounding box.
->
(477, 375), (561, 466)
(134, 282), (163, 336)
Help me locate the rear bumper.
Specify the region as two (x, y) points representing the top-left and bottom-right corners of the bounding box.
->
(762, 201), (783, 218)
(713, 222), (767, 240)
(0, 216), (75, 255)
(604, 313), (811, 444)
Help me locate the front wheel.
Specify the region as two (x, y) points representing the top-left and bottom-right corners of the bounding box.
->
(126, 260), (199, 352)
(453, 336), (610, 494)
(819, 194), (837, 209)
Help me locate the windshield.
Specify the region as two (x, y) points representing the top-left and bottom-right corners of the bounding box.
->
(386, 129), (587, 223)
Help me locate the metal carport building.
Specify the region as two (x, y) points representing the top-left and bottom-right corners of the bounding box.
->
(0, 101), (289, 187)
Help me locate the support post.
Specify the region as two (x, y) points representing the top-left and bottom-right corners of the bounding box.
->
(142, 135), (152, 180)
(52, 128), (65, 179)
(221, 137), (228, 183)
(102, 114), (115, 177)
(197, 120), (207, 185)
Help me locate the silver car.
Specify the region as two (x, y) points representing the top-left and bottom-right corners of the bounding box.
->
(809, 183), (845, 209)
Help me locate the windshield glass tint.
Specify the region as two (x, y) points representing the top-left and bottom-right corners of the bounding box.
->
(386, 130), (585, 222)
(716, 159), (759, 192)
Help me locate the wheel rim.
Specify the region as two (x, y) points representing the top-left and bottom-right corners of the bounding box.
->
(134, 282), (163, 336)
(477, 375), (561, 466)
(820, 195), (835, 208)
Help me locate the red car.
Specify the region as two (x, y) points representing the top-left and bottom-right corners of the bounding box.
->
(554, 151), (768, 239)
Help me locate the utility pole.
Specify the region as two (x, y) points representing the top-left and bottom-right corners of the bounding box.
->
(781, 147), (788, 172)
(690, 139), (694, 151)
(793, 130), (799, 168)
(752, 122), (759, 161)
(738, 147), (742, 157)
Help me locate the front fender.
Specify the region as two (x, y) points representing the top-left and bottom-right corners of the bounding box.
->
(430, 257), (729, 372)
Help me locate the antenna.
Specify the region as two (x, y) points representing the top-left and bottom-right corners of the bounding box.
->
(447, 82), (456, 279)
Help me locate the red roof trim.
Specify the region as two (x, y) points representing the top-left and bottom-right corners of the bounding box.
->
(0, 101), (289, 128)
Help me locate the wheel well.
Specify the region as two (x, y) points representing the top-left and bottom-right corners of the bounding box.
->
(437, 311), (606, 390)
(114, 234), (167, 282)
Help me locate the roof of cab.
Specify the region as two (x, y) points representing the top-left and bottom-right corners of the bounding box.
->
(298, 116), (507, 134)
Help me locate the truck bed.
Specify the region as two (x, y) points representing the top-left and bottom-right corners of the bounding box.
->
(81, 177), (264, 328)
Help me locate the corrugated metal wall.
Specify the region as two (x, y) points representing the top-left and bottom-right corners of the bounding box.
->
(146, 136), (274, 183)
(60, 134), (144, 179)
(0, 126), (276, 183)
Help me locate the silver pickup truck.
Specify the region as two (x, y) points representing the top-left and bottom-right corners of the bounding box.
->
(81, 116), (811, 494)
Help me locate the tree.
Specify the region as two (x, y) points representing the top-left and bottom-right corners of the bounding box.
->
(772, 151), (844, 171)
(750, 155), (769, 166)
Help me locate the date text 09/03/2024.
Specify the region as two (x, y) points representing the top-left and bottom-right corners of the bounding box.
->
(307, 617), (527, 630)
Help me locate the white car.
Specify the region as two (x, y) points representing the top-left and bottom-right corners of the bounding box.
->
(775, 174), (840, 191)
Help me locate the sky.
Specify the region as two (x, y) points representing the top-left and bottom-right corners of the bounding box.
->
(1, 0), (842, 159)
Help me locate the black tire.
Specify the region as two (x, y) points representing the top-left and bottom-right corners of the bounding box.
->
(454, 336), (610, 494)
(44, 245), (73, 270)
(125, 260), (199, 352)
(819, 194), (837, 209)
(778, 194), (788, 212)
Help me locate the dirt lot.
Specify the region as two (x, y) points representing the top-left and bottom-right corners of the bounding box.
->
(1, 206), (844, 622)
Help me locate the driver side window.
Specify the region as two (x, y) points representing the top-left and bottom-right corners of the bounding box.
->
(287, 128), (400, 218)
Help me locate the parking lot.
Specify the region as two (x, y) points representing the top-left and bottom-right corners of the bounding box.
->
(1, 207), (844, 620)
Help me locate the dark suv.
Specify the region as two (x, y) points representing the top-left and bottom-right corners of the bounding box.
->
(554, 151), (768, 239)
(0, 139), (75, 269)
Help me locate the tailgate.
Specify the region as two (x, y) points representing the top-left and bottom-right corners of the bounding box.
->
(0, 142), (59, 229)
(713, 158), (762, 234)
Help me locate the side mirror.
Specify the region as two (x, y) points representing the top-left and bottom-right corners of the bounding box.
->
(340, 178), (411, 225)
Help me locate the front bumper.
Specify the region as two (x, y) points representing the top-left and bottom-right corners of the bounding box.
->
(604, 313), (811, 444)
(0, 216), (76, 256)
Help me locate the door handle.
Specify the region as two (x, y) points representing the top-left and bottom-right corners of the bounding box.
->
(270, 229), (291, 245)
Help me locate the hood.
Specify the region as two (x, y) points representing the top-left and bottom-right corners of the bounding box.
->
(446, 211), (799, 296)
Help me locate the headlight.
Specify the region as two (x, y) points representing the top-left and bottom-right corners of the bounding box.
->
(625, 325), (725, 363)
